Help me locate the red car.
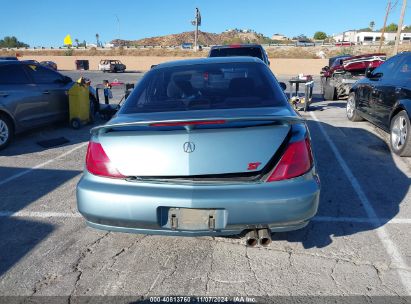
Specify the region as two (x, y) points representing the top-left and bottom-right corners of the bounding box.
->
(334, 41), (355, 47)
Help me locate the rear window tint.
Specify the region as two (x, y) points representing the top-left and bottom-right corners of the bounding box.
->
(121, 62), (286, 114)
(209, 47), (264, 61)
(0, 64), (30, 84)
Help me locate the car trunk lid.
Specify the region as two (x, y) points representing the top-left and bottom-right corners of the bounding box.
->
(93, 108), (301, 177)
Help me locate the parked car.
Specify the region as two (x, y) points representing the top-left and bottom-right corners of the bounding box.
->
(335, 41), (355, 47)
(181, 42), (193, 49)
(40, 60), (58, 71)
(76, 57), (320, 246)
(21, 59), (39, 64)
(321, 53), (386, 100)
(347, 52), (411, 156)
(295, 39), (315, 47)
(98, 59), (126, 73)
(208, 44), (270, 66)
(0, 61), (73, 150)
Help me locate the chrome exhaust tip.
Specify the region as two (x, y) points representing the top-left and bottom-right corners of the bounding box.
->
(257, 229), (272, 247)
(245, 229), (258, 247)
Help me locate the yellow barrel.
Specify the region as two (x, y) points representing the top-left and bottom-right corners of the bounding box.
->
(68, 83), (90, 129)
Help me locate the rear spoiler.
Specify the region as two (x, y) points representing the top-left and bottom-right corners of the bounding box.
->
(90, 116), (305, 134)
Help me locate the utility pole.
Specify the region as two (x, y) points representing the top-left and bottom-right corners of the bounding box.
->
(393, 0), (407, 55)
(379, 1), (391, 52)
(115, 15), (121, 45)
(192, 8), (201, 51)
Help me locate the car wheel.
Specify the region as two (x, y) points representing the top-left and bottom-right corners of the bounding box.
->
(0, 114), (13, 150)
(70, 118), (82, 129)
(324, 82), (336, 101)
(346, 93), (363, 122)
(390, 110), (411, 156)
(320, 77), (326, 94)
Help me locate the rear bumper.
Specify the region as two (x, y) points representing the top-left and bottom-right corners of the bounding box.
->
(76, 170), (320, 236)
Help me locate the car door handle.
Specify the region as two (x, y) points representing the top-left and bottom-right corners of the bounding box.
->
(0, 92), (8, 97)
(43, 90), (50, 95)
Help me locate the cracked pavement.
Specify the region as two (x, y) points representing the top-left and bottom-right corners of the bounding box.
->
(0, 72), (410, 300)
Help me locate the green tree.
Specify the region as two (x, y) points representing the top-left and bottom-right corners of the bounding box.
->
(0, 36), (29, 48)
(369, 21), (375, 31)
(313, 31), (327, 40)
(384, 23), (398, 32)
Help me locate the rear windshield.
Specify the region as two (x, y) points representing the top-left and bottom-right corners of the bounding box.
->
(209, 47), (264, 61)
(121, 62), (286, 114)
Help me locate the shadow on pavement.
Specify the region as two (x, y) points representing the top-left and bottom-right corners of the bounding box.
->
(0, 121), (93, 157)
(275, 120), (410, 248)
(0, 167), (82, 276)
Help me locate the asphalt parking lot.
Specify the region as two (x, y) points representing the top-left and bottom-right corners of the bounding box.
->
(0, 71), (410, 301)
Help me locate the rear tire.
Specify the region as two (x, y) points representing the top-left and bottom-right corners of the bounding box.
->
(324, 82), (336, 101)
(346, 93), (363, 122)
(320, 77), (326, 94)
(0, 114), (13, 151)
(390, 110), (411, 156)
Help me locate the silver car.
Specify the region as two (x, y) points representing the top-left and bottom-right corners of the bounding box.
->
(77, 57), (320, 246)
(0, 60), (72, 150)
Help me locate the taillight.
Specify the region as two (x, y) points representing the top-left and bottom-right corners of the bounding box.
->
(86, 141), (125, 178)
(266, 138), (313, 182)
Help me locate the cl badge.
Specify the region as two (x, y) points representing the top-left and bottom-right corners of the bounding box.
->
(183, 142), (195, 153)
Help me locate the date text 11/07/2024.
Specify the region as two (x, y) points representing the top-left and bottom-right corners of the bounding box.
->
(148, 296), (257, 303)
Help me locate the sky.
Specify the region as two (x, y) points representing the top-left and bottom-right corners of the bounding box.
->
(1, 0), (410, 46)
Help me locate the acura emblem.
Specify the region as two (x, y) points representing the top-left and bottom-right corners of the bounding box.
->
(183, 142), (195, 153)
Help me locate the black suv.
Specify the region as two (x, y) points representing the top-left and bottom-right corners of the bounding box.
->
(347, 52), (411, 156)
(208, 44), (270, 66)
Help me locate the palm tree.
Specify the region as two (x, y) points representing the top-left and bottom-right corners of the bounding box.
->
(75, 39), (79, 47)
(95, 33), (100, 47)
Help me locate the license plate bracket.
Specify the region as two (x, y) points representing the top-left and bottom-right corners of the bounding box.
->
(165, 208), (226, 231)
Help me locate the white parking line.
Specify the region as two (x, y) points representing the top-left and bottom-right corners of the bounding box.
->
(313, 216), (411, 224)
(0, 211), (82, 218)
(0, 142), (88, 187)
(310, 112), (411, 295)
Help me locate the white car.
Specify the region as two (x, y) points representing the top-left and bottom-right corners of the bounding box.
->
(98, 60), (126, 73)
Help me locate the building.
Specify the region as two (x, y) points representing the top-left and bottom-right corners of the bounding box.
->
(271, 33), (288, 41)
(333, 30), (411, 44)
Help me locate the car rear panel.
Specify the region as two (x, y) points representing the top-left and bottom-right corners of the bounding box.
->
(77, 168), (319, 236)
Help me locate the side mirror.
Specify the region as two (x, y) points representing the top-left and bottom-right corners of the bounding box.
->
(366, 68), (382, 79)
(365, 67), (373, 78)
(279, 82), (287, 91)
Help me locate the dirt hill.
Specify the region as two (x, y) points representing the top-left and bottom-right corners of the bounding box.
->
(111, 30), (271, 47)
